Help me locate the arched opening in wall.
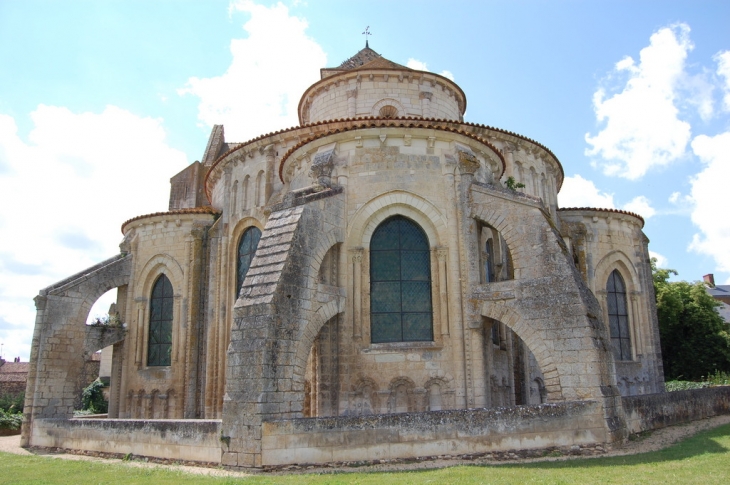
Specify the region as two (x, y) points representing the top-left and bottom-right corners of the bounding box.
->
(231, 180), (238, 215)
(318, 244), (340, 286)
(370, 216), (433, 343)
(303, 314), (340, 418)
(255, 171), (266, 207)
(148, 275), (173, 367)
(378, 105), (398, 119)
(83, 287), (121, 414)
(236, 226), (262, 296)
(86, 288), (118, 325)
(607, 269), (632, 361)
(478, 223), (513, 283)
(482, 317), (546, 406)
(242, 176), (250, 210)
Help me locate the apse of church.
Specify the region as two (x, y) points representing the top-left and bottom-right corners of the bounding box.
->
(24, 45), (664, 466)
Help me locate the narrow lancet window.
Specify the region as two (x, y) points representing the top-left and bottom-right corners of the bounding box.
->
(148, 274), (173, 367)
(237, 227), (262, 294)
(607, 269), (632, 360)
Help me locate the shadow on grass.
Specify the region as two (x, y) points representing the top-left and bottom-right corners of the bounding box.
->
(489, 423), (730, 471)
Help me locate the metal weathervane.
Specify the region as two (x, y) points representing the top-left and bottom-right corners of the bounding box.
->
(362, 26), (371, 47)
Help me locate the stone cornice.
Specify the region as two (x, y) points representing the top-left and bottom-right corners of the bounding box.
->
(558, 207), (645, 228)
(121, 207), (220, 234)
(203, 117), (565, 202)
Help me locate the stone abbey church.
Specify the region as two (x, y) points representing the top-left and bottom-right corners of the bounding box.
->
(23, 45), (666, 467)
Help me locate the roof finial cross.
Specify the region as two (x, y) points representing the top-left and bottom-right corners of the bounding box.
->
(362, 26), (371, 48)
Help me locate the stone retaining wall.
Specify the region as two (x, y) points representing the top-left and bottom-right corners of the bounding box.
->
(260, 401), (607, 466)
(29, 418), (221, 463)
(622, 386), (730, 434)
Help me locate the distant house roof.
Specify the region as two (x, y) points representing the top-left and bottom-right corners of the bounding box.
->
(706, 285), (730, 298)
(704, 275), (730, 323)
(0, 361), (29, 383)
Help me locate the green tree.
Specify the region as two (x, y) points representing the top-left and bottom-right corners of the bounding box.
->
(652, 258), (730, 380)
(81, 379), (108, 414)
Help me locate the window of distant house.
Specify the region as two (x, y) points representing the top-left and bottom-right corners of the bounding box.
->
(148, 274), (173, 367)
(370, 216), (433, 343)
(236, 227), (262, 294)
(606, 269), (632, 361)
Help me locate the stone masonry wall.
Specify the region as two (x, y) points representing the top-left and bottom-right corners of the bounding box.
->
(261, 400), (605, 466)
(622, 387), (730, 433)
(30, 418), (221, 463)
(302, 71), (463, 124)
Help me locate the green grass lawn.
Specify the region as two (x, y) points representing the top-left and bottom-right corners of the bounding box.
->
(2, 423), (729, 484)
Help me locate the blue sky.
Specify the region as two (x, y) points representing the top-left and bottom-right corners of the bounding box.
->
(1, 0), (729, 360)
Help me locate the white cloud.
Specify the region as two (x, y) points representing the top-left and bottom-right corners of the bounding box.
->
(688, 131), (730, 272)
(179, 0), (327, 141)
(558, 174), (615, 208)
(0, 106), (187, 359)
(406, 59), (454, 81)
(716, 50), (730, 111)
(622, 195), (656, 219)
(440, 70), (455, 81)
(585, 24), (693, 180)
(650, 251), (669, 268)
(406, 58), (428, 71)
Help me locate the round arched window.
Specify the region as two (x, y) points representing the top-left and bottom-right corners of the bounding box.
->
(237, 227), (262, 294)
(370, 216), (433, 343)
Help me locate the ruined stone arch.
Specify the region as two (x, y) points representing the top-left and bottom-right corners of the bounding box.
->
(289, 233), (346, 395)
(291, 291), (345, 393)
(72, 263), (133, 332)
(479, 301), (564, 401)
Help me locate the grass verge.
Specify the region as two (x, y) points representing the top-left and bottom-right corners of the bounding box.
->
(0, 423), (729, 484)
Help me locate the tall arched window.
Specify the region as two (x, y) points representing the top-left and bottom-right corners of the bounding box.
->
(148, 274), (173, 367)
(370, 216), (433, 343)
(607, 269), (632, 361)
(237, 227), (262, 293)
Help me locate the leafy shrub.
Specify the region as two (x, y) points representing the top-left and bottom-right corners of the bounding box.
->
(81, 379), (108, 414)
(707, 370), (730, 386)
(665, 372), (730, 391)
(0, 392), (24, 413)
(665, 380), (710, 391)
(0, 409), (22, 430)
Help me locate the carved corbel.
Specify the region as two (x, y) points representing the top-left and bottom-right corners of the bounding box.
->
(456, 147), (479, 175)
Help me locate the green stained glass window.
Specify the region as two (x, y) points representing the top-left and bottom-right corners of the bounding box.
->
(606, 269), (632, 361)
(148, 274), (173, 367)
(237, 227), (262, 294)
(370, 216), (433, 343)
